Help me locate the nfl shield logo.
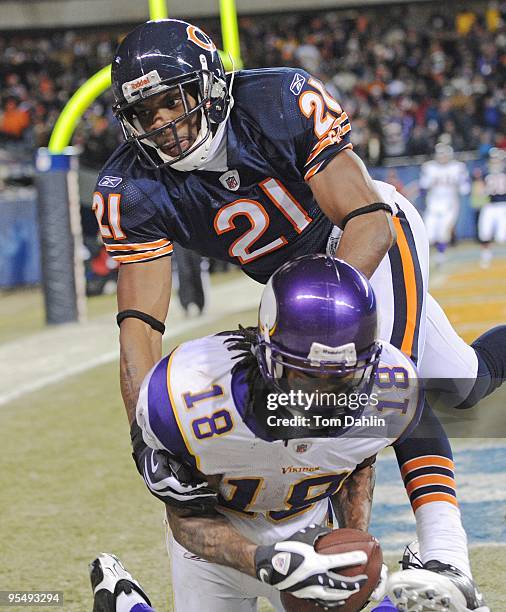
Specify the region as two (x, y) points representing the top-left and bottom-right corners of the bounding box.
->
(226, 176), (238, 190)
(219, 169), (240, 191)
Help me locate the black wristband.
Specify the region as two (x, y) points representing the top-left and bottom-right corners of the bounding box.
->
(341, 202), (393, 229)
(117, 309), (165, 334)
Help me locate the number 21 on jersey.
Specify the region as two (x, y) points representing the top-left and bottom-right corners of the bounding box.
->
(92, 192), (126, 240)
(214, 178), (312, 264)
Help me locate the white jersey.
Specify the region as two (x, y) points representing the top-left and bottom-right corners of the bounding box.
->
(137, 334), (422, 545)
(477, 171), (506, 243)
(419, 160), (470, 213)
(483, 171), (506, 204)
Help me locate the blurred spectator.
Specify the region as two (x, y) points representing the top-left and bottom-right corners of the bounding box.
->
(78, 114), (119, 170)
(456, 9), (477, 34)
(0, 97), (30, 139)
(406, 125), (432, 156)
(295, 34), (322, 74)
(235, 1), (506, 164)
(1, 0), (506, 169)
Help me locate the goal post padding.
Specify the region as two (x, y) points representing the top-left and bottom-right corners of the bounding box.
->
(35, 149), (87, 325)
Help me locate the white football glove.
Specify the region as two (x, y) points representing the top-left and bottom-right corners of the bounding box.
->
(370, 563), (388, 601)
(255, 525), (368, 607)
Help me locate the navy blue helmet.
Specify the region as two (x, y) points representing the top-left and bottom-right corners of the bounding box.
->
(112, 19), (231, 170)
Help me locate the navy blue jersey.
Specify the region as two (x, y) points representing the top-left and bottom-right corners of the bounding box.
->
(93, 68), (352, 284)
(484, 171), (506, 203)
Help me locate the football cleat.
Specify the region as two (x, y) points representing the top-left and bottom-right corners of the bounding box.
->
(387, 560), (489, 612)
(89, 552), (151, 612)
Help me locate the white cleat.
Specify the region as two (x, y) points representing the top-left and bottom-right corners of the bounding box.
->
(387, 563), (489, 612)
(89, 552), (151, 612)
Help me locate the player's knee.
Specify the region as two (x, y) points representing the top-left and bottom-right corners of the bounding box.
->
(472, 325), (506, 381)
(454, 325), (506, 409)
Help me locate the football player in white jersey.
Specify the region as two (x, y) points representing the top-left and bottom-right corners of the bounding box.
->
(419, 144), (471, 266)
(92, 256), (487, 612)
(479, 148), (506, 267)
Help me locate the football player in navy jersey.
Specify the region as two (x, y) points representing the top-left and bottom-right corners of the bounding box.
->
(93, 15), (505, 554)
(93, 19), (505, 432)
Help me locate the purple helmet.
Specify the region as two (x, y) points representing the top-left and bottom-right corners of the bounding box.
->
(256, 255), (381, 434)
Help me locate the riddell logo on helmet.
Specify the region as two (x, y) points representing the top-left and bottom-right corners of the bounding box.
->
(131, 76), (151, 90)
(122, 70), (163, 102)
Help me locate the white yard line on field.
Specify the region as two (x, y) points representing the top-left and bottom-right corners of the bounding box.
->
(0, 276), (263, 406)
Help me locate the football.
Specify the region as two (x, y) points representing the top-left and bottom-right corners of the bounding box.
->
(281, 529), (383, 612)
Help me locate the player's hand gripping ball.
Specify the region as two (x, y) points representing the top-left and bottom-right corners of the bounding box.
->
(280, 528), (383, 611)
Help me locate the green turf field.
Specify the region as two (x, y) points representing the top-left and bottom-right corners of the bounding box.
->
(0, 268), (244, 345)
(0, 310), (257, 611)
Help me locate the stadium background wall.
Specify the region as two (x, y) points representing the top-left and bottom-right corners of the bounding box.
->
(0, 159), (484, 288)
(0, 0), (437, 29)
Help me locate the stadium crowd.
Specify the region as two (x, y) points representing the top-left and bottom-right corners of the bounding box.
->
(1, 1), (506, 168)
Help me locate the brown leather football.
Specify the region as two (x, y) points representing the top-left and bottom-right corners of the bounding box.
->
(281, 529), (382, 612)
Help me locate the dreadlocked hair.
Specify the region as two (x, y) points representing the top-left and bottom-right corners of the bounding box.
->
(217, 325), (264, 398)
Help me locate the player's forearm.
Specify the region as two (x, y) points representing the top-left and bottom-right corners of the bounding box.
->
(116, 257), (172, 423)
(336, 212), (396, 279)
(309, 151), (396, 279)
(167, 508), (258, 576)
(332, 465), (375, 531)
(120, 320), (163, 423)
